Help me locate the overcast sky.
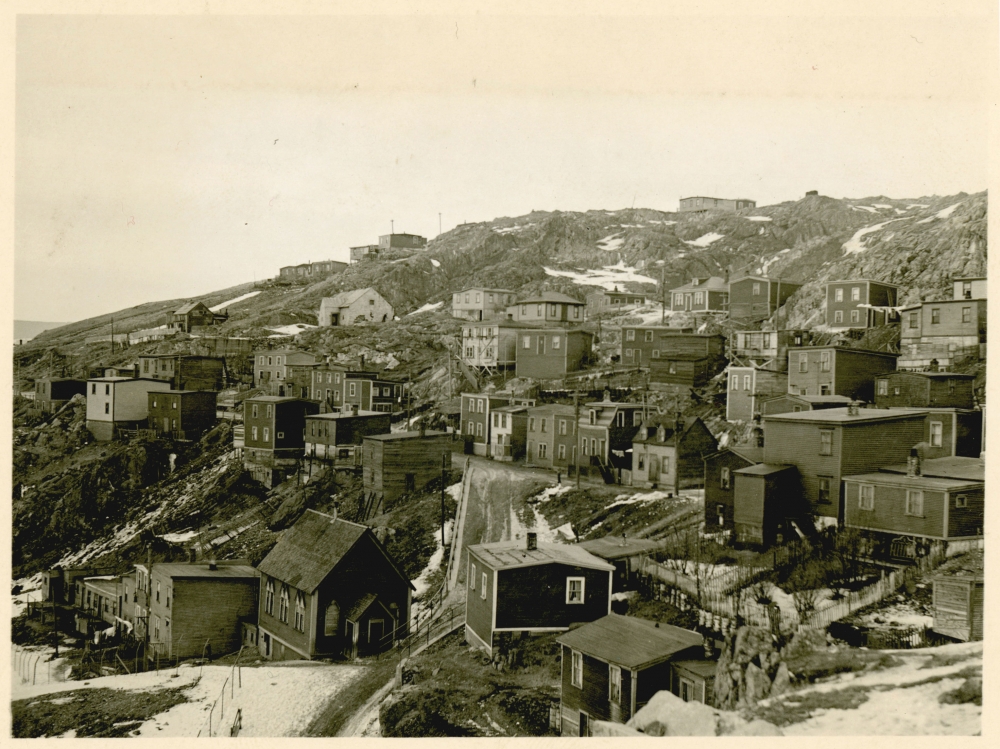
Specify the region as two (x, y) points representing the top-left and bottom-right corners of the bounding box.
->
(14, 3), (995, 322)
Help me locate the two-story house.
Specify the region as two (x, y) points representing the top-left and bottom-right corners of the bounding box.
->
(703, 445), (763, 531)
(631, 415), (718, 490)
(729, 329), (812, 371)
(147, 390), (218, 440)
(465, 533), (613, 657)
(305, 410), (392, 461)
(243, 396), (320, 487)
(460, 320), (533, 372)
(586, 288), (649, 316)
(136, 355), (226, 391)
(898, 298), (987, 370)
(257, 509), (413, 660)
(556, 614), (710, 736)
(253, 350), (321, 395)
(169, 301), (228, 332)
(309, 362), (349, 410)
(525, 403), (577, 470)
(579, 396), (647, 483)
(825, 279), (900, 329)
(515, 328), (594, 380)
(86, 377), (172, 441)
(452, 287), (515, 321)
(621, 328), (726, 387)
(491, 404), (529, 461)
(32, 378), (87, 414)
(506, 292), (586, 325)
(953, 276), (987, 301)
(726, 367), (788, 422)
(343, 372), (403, 413)
(667, 277), (729, 312)
(460, 393), (513, 456)
(727, 276), (802, 322)
(361, 431), (453, 508)
(786, 346), (898, 401)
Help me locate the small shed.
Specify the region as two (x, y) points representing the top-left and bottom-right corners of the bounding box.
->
(932, 574), (984, 642)
(732, 463), (800, 547)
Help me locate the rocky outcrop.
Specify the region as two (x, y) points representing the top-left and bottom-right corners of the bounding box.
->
(590, 689), (783, 736)
(713, 626), (789, 710)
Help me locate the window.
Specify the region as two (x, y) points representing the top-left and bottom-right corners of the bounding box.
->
(849, 309), (861, 324)
(878, 379), (888, 396)
(470, 563), (476, 588)
(268, 357), (273, 366)
(626, 329), (635, 341)
(909, 311), (919, 328)
(752, 282), (761, 295)
(105, 384), (110, 395)
(835, 288), (844, 302)
(476, 422), (483, 437)
(962, 281), (972, 299)
(573, 306), (580, 319)
(638, 454), (645, 470)
(481, 572), (488, 599)
(571, 650), (583, 688)
(962, 307), (971, 324)
(609, 665), (622, 703)
(799, 354), (808, 373)
(171, 399), (178, 410)
(104, 403), (110, 414)
(721, 466), (731, 490)
(156, 581), (160, 603)
(820, 351), (831, 372)
(931, 308), (941, 324)
(153, 616), (160, 642)
(566, 577), (585, 604)
(558, 444), (566, 459)
(539, 443), (548, 458)
(905, 490), (924, 517)
(851, 286), (860, 301)
(834, 310), (843, 323)
(467, 421), (475, 435)
(818, 477), (832, 504)
(559, 420), (567, 435)
(528, 417), (535, 432)
(279, 586), (290, 622)
(859, 484), (874, 511)
(252, 404), (258, 418)
(541, 418), (547, 433)
(522, 335), (531, 349)
(276, 431), (284, 439)
(694, 291), (704, 304)
(624, 349), (632, 359)
(589, 410), (596, 425)
(644, 330), (654, 342)
(930, 421), (943, 447)
(743, 374), (751, 391)
(476, 293), (481, 303)
(819, 385), (830, 396)
(652, 350), (659, 359)
(633, 411), (643, 426)
(674, 294), (683, 306)
(553, 336), (561, 350)
(731, 376), (739, 390)
(615, 412), (625, 427)
(294, 592), (306, 632)
(92, 383), (96, 394)
(266, 404), (272, 417)
(349, 382), (357, 397)
(263, 427), (270, 442)
(520, 304), (527, 315)
(819, 430), (833, 455)
(252, 426), (258, 440)
(762, 332), (771, 349)
(537, 304), (543, 316)
(955, 494), (968, 508)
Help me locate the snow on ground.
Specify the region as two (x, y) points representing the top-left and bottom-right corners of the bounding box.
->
(429, 258), (441, 268)
(209, 291), (260, 312)
(631, 305), (674, 324)
(412, 519), (454, 599)
(852, 597), (934, 630)
(935, 202), (963, 219)
(597, 232), (625, 251)
(494, 223), (535, 235)
(529, 484), (573, 504)
(907, 204), (930, 209)
(842, 218), (906, 255)
(159, 530), (199, 543)
(543, 262), (658, 290)
(407, 301), (444, 316)
(266, 323), (316, 335)
(850, 205), (879, 214)
(872, 204), (893, 209)
(745, 216), (772, 222)
(11, 645), (73, 697)
(12, 574), (43, 617)
(683, 232), (724, 247)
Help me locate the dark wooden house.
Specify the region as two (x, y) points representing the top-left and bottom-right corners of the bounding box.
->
(730, 329), (812, 372)
(703, 445), (763, 532)
(361, 430), (453, 509)
(243, 396), (320, 488)
(620, 327), (725, 379)
(465, 534), (613, 657)
(556, 614), (709, 735)
(137, 355), (226, 391)
(898, 298), (987, 370)
(577, 536), (663, 592)
(787, 346), (898, 401)
(148, 390), (218, 440)
(728, 276), (802, 322)
(32, 378), (87, 413)
(256, 509), (414, 660)
(525, 403), (577, 470)
(875, 372), (976, 410)
(726, 367), (788, 421)
(732, 463), (804, 546)
(825, 279), (900, 329)
(169, 301), (228, 332)
(932, 574), (984, 642)
(305, 411), (392, 460)
(667, 277), (729, 312)
(514, 328), (593, 380)
(578, 397), (647, 483)
(461, 392), (513, 456)
(344, 371), (403, 413)
(630, 415), (718, 490)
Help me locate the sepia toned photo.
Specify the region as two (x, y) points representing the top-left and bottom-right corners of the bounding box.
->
(7, 1), (992, 739)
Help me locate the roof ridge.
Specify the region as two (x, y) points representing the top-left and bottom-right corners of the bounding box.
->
(305, 508), (369, 529)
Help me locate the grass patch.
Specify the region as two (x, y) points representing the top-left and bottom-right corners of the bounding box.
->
(752, 686), (872, 727)
(939, 676), (982, 707)
(786, 649), (904, 685)
(12, 686), (189, 738)
(303, 657), (398, 736)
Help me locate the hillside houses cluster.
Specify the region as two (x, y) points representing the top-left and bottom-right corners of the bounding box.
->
(277, 232), (428, 281)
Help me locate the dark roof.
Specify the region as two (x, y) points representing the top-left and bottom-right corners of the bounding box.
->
(345, 593), (378, 622)
(843, 472), (981, 490)
(735, 463), (797, 477)
(363, 430), (450, 442)
(556, 615), (703, 669)
(258, 510), (412, 593)
(793, 346), (898, 357)
(879, 456), (984, 482)
(154, 563), (258, 580)
(672, 659), (718, 678)
(577, 536), (663, 560)
(885, 371), (977, 380)
(728, 445), (765, 463)
(469, 541), (614, 572)
(796, 395), (854, 404)
(175, 301), (209, 314)
(633, 416), (703, 446)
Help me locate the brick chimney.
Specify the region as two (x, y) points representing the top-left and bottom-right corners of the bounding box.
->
(907, 447), (921, 478)
(208, 558), (217, 571)
(526, 532), (537, 551)
(603, 389), (612, 403)
(929, 358), (939, 373)
(847, 401), (861, 416)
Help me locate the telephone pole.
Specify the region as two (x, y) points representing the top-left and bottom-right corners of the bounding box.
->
(574, 389), (581, 490)
(441, 454), (448, 546)
(673, 397), (682, 499)
(661, 267), (666, 324)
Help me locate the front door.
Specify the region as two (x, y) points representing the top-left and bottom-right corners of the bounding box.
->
(262, 632), (271, 657)
(369, 619), (385, 651)
(345, 620), (358, 659)
(163, 417), (170, 433)
(330, 313), (339, 326)
(579, 711), (589, 737)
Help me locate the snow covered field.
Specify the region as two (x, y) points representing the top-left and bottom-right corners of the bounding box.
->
(745, 216), (772, 222)
(407, 301), (444, 316)
(842, 218), (906, 255)
(543, 262), (658, 290)
(917, 202), (963, 224)
(683, 232), (724, 247)
(267, 323), (316, 335)
(209, 291), (260, 312)
(596, 232), (625, 251)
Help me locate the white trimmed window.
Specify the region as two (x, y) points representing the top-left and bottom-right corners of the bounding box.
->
(279, 586), (289, 622)
(470, 563), (476, 589)
(553, 336), (561, 350)
(571, 650), (583, 688)
(265, 579), (274, 615)
(566, 577), (585, 604)
(626, 330), (635, 341)
(609, 665), (622, 703)
(859, 484), (874, 511)
(523, 335), (531, 349)
(930, 421), (943, 447)
(644, 330), (654, 342)
(851, 286), (860, 301)
(905, 490), (924, 517)
(955, 494), (968, 508)
(835, 288), (844, 302)
(294, 592), (306, 632)
(558, 444), (566, 459)
(481, 572), (488, 599)
(721, 466), (731, 490)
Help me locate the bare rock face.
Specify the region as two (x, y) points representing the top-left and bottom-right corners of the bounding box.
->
(621, 690), (783, 736)
(769, 661), (791, 697)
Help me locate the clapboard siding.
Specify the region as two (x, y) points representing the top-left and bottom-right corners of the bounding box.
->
(704, 451), (756, 531)
(466, 551), (494, 647)
(168, 578), (258, 659)
(948, 486), (985, 537)
(495, 563), (610, 630)
(843, 481), (946, 538)
(362, 433), (453, 506)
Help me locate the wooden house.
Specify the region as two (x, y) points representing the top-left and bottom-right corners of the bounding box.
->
(729, 329), (812, 371)
(760, 393), (853, 415)
(80, 575), (121, 627)
(32, 378), (87, 413)
(86, 377), (173, 441)
(762, 404), (929, 524)
(952, 276), (987, 301)
(169, 301), (228, 332)
(515, 328), (594, 380)
(146, 562), (259, 661)
(727, 276), (802, 322)
(843, 455), (984, 559)
(875, 371), (976, 410)
(507, 292), (586, 325)
(732, 463), (804, 546)
(703, 445), (763, 532)
(460, 320), (533, 372)
(667, 277), (729, 312)
(461, 392), (513, 456)
(344, 372), (403, 413)
(726, 367), (788, 421)
(361, 430), (453, 509)
(579, 396), (647, 483)
(61, 566), (115, 608)
(898, 299), (986, 370)
(883, 407), (983, 460)
(678, 196), (755, 213)
(556, 614), (710, 735)
(490, 404), (529, 461)
(309, 362), (348, 410)
(278, 260), (348, 282)
(305, 411), (392, 460)
(825, 279), (900, 329)
(319, 288), (394, 327)
(284, 361), (319, 399)
(452, 287), (516, 321)
(137, 355), (226, 391)
(243, 396), (320, 488)
(631, 415), (718, 490)
(525, 403), (577, 470)
(349, 244), (380, 263)
(586, 289), (649, 316)
(932, 575), (984, 642)
(577, 536), (663, 592)
(786, 346), (898, 401)
(378, 232), (427, 250)
(147, 390), (218, 440)
(257, 509), (413, 660)
(465, 534), (614, 657)
(620, 327), (723, 370)
(253, 349), (321, 396)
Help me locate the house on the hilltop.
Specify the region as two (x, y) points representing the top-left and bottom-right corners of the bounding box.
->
(825, 280), (900, 329)
(507, 291), (586, 324)
(730, 329), (812, 371)
(319, 288), (394, 327)
(361, 430), (453, 509)
(786, 346), (898, 402)
(678, 196), (755, 213)
(452, 287), (516, 321)
(278, 260), (348, 282)
(169, 301), (228, 333)
(349, 244), (381, 263)
(461, 320), (533, 372)
(465, 533), (613, 657)
(727, 276), (802, 322)
(556, 614), (712, 735)
(898, 295), (986, 370)
(256, 509), (413, 660)
(586, 288), (649, 316)
(86, 377), (172, 441)
(379, 232), (426, 250)
(630, 415), (718, 490)
(667, 277), (729, 312)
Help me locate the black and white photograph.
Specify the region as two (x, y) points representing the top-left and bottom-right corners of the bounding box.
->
(5, 0), (993, 739)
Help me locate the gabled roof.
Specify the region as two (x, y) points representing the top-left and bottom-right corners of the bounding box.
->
(175, 301), (210, 314)
(257, 510), (414, 593)
(469, 541), (614, 572)
(669, 276), (729, 293)
(556, 614), (704, 669)
(633, 415), (703, 447)
(730, 275), (802, 286)
(323, 288), (378, 308)
(705, 444), (764, 464)
(515, 291), (585, 305)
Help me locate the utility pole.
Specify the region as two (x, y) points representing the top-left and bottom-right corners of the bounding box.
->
(574, 389), (581, 490)
(391, 219), (394, 235)
(440, 453), (447, 546)
(110, 317), (114, 357)
(661, 267), (666, 324)
(673, 398), (682, 499)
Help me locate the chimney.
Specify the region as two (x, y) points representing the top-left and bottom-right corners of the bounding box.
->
(847, 401), (860, 416)
(929, 358), (939, 373)
(332, 500), (340, 523)
(208, 558), (217, 571)
(620, 533), (627, 548)
(703, 637), (714, 658)
(526, 532), (537, 551)
(907, 447), (921, 478)
(603, 389), (611, 403)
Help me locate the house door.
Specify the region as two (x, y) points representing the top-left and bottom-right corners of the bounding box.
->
(649, 455), (660, 478)
(330, 313), (339, 326)
(579, 711), (589, 737)
(685, 294), (692, 311)
(262, 633), (271, 657)
(369, 619), (385, 651)
(345, 621), (358, 659)
(163, 417), (170, 432)
(680, 677), (694, 702)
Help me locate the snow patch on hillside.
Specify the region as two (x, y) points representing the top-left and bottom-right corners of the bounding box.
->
(745, 216), (772, 222)
(209, 291), (260, 311)
(407, 301), (443, 316)
(543, 262), (658, 290)
(850, 205), (879, 214)
(597, 232), (625, 251)
(267, 323), (316, 335)
(430, 258), (441, 268)
(842, 218), (906, 255)
(872, 203), (893, 209)
(683, 232), (724, 247)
